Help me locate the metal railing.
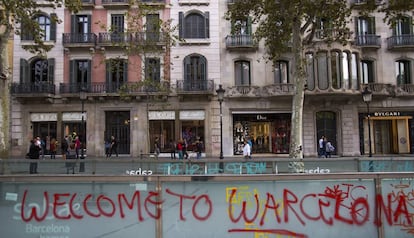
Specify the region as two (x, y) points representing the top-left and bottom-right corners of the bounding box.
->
(176, 79), (215, 93)
(387, 35), (414, 48)
(10, 82), (55, 94)
(354, 34), (381, 47)
(1, 157), (413, 176)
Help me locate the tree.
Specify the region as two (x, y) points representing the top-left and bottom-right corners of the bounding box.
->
(227, 0), (414, 172)
(0, 0), (80, 159)
(97, 2), (178, 154)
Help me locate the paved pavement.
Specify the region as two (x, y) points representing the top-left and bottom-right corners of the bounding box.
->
(1, 154), (413, 175)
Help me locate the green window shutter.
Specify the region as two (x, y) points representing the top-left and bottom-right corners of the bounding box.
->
(87, 60), (92, 85)
(20, 58), (29, 83)
(155, 59), (160, 82)
(123, 60), (128, 82)
(69, 60), (76, 84)
(145, 58), (150, 80)
(50, 13), (57, 41)
(179, 12), (184, 38)
(47, 58), (55, 83)
(247, 17), (252, 35)
(106, 60), (111, 84)
(205, 12), (209, 38)
(369, 17), (376, 34)
(71, 15), (76, 33)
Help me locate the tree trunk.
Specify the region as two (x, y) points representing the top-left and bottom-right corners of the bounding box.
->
(288, 18), (305, 173)
(0, 32), (10, 159)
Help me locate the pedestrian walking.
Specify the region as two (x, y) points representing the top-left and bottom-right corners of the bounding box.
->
(109, 135), (118, 157)
(318, 136), (326, 158)
(50, 137), (58, 159)
(325, 140), (335, 158)
(243, 140), (251, 159)
(169, 139), (176, 159)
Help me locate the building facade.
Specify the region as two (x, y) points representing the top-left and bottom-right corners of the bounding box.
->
(10, 0), (414, 158)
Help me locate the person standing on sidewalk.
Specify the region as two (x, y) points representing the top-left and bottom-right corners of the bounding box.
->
(28, 137), (42, 174)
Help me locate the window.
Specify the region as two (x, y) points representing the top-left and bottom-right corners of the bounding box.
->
(145, 58), (160, 82)
(21, 14), (56, 41)
(317, 52), (328, 90)
(235, 60), (251, 86)
(351, 53), (359, 90)
(70, 60), (91, 87)
(355, 16), (376, 45)
(394, 16), (412, 36)
(111, 14), (124, 42)
(361, 60), (375, 84)
(71, 15), (91, 42)
(331, 51), (342, 89)
(184, 55), (207, 83)
(179, 12), (209, 39)
(146, 14), (160, 42)
(274, 61), (289, 84)
(342, 52), (350, 89)
(305, 53), (315, 90)
(395, 60), (411, 85)
(106, 59), (128, 92)
(20, 58), (55, 84)
(232, 18), (252, 35)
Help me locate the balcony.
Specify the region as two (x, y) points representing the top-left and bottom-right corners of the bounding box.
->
(101, 0), (129, 8)
(59, 82), (170, 99)
(360, 83), (394, 97)
(354, 34), (381, 48)
(351, 0), (382, 6)
(225, 34), (257, 50)
(178, 0), (209, 5)
(176, 80), (215, 99)
(62, 33), (97, 48)
(141, 0), (165, 4)
(387, 35), (414, 50)
(227, 85), (261, 98)
(98, 32), (166, 49)
(81, 0), (95, 8)
(11, 82), (55, 102)
(395, 84), (414, 97)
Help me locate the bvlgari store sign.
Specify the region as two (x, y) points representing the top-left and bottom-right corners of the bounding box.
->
(373, 111), (401, 117)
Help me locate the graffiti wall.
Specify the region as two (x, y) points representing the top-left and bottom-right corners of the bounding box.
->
(1, 178), (413, 238)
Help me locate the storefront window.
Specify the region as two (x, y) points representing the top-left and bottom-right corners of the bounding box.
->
(181, 120), (204, 151)
(149, 120), (175, 153)
(233, 114), (291, 155)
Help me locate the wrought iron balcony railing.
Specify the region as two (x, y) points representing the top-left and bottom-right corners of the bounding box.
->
(98, 32), (166, 46)
(11, 82), (55, 94)
(62, 33), (97, 45)
(387, 35), (414, 49)
(354, 34), (381, 47)
(176, 80), (214, 93)
(59, 82), (170, 94)
(225, 34), (257, 49)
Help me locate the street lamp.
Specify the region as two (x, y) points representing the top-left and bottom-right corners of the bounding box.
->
(216, 84), (225, 162)
(362, 87), (373, 159)
(79, 87), (87, 172)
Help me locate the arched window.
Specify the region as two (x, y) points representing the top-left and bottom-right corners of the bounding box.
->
(179, 12), (209, 39)
(21, 14), (56, 41)
(235, 60), (251, 86)
(305, 53), (315, 90)
(317, 51), (328, 90)
(331, 51), (342, 89)
(183, 54), (207, 90)
(316, 111), (337, 155)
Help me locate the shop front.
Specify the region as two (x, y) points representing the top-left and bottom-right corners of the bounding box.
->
(232, 112), (291, 155)
(148, 110), (205, 154)
(360, 111), (414, 155)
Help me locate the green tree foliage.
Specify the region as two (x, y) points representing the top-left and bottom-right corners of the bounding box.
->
(0, 0), (80, 158)
(226, 0), (414, 172)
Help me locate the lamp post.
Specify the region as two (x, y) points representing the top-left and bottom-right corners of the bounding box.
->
(216, 84), (225, 163)
(79, 87), (87, 172)
(362, 86), (373, 172)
